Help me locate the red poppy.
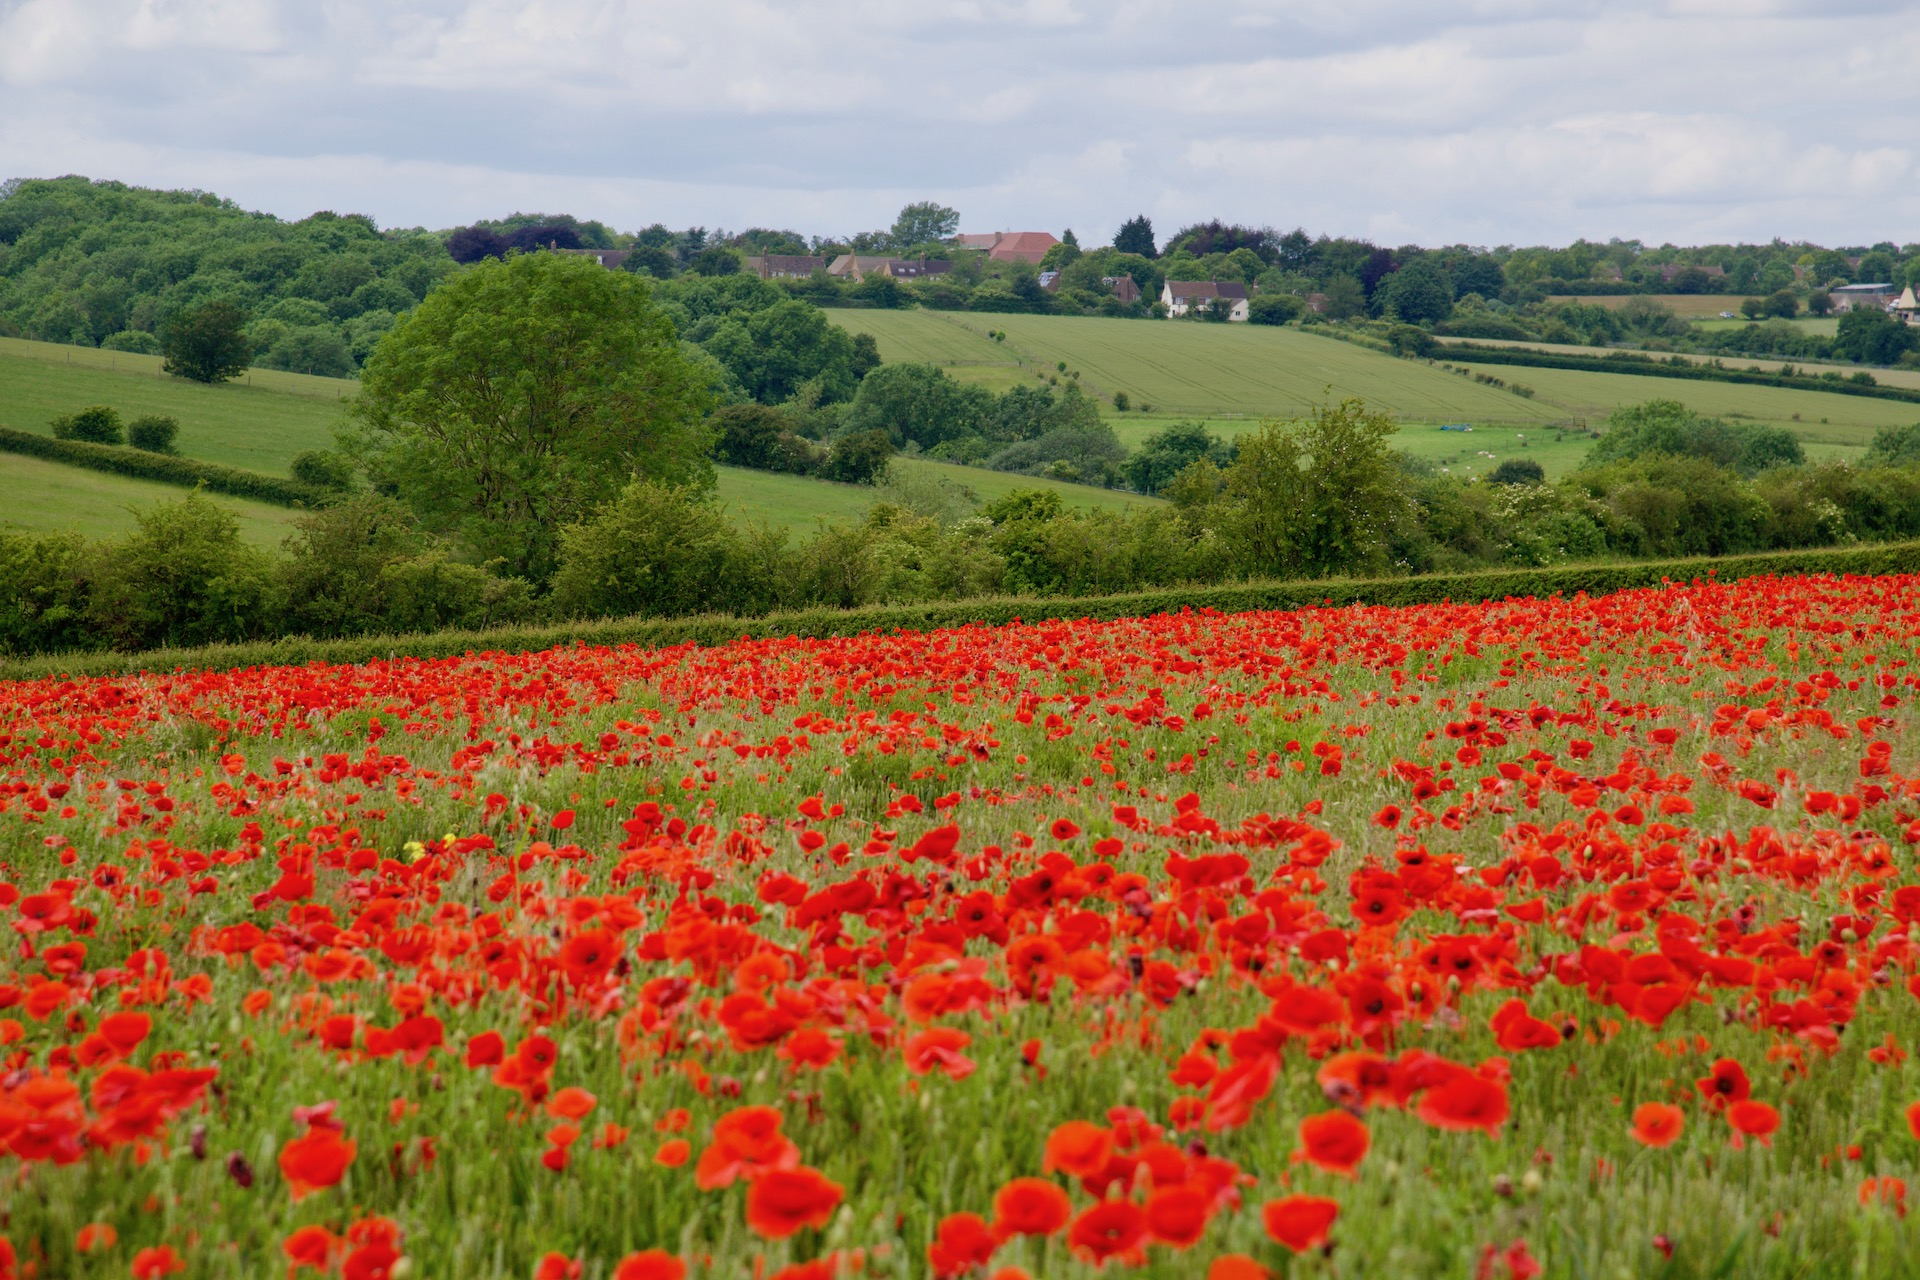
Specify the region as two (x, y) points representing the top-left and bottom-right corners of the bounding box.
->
(1042, 1120), (1113, 1178)
(74, 1224), (118, 1253)
(744, 1166), (843, 1239)
(1417, 1074), (1509, 1136)
(1860, 1176), (1908, 1217)
(991, 1177), (1072, 1238)
(1144, 1183), (1212, 1248)
(1727, 1100), (1780, 1145)
(132, 1246), (186, 1278)
(612, 1252), (686, 1280)
(1067, 1200), (1148, 1266)
(1296, 1110), (1370, 1176)
(927, 1212), (998, 1278)
(1696, 1059), (1750, 1110)
(1208, 1257), (1272, 1280)
(278, 1126), (357, 1200)
(1263, 1194), (1339, 1252)
(904, 1027), (976, 1080)
(535, 1254), (583, 1280)
(1905, 1099), (1920, 1142)
(283, 1225), (339, 1274)
(1630, 1103), (1684, 1148)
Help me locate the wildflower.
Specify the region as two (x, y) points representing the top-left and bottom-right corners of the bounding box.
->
(1296, 1110), (1370, 1175)
(1067, 1200), (1148, 1266)
(1630, 1103), (1685, 1148)
(744, 1166), (843, 1239)
(1263, 1194), (1339, 1252)
(612, 1252), (686, 1280)
(1727, 1100), (1781, 1146)
(991, 1177), (1072, 1238)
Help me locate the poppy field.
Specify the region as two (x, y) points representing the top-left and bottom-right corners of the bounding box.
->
(4, 572), (1920, 1279)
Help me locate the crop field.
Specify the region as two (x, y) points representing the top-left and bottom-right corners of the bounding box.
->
(716, 461), (1150, 535)
(1547, 294), (1747, 319)
(0, 337), (349, 475)
(2, 571), (1919, 1278)
(834, 312), (1560, 426)
(0, 453), (303, 546)
(1441, 361), (1919, 461)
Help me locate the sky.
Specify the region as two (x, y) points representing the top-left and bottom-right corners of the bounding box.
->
(2, 0), (1917, 250)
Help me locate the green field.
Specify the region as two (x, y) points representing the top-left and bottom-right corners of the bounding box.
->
(0, 453), (304, 546)
(836, 310), (1559, 425)
(0, 336), (349, 474)
(715, 458), (1150, 535)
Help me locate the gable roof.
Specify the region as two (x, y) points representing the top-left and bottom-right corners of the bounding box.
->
(1165, 280), (1248, 301)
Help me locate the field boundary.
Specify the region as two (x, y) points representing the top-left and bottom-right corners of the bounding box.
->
(1444, 343), (1920, 406)
(6, 541), (1917, 681)
(0, 426), (329, 507)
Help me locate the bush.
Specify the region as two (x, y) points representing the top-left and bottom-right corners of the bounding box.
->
(1247, 294), (1304, 326)
(51, 404), (123, 444)
(278, 496), (424, 638)
(551, 482), (761, 620)
(0, 531), (96, 655)
(825, 430), (894, 485)
(0, 426), (330, 506)
(372, 553), (536, 635)
(1488, 458), (1546, 486)
(83, 493), (283, 650)
(1863, 423), (1920, 469)
(127, 415), (180, 453)
(290, 450), (356, 490)
(101, 330), (163, 355)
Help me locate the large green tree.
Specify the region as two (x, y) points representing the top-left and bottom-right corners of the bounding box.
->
(349, 252), (714, 582)
(891, 202), (961, 249)
(160, 300), (254, 383)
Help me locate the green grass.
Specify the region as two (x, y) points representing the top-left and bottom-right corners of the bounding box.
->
(836, 310), (1560, 424)
(0, 336), (350, 475)
(0, 453), (304, 546)
(714, 460), (1151, 535)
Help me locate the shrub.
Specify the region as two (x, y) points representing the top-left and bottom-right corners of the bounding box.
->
(0, 427), (328, 507)
(551, 482), (761, 620)
(289, 450), (356, 490)
(51, 405), (123, 445)
(83, 494), (282, 650)
(126, 415), (180, 453)
(373, 553), (536, 635)
(825, 430), (894, 485)
(0, 531), (96, 655)
(1488, 458), (1546, 486)
(278, 495), (425, 638)
(1247, 294), (1304, 326)
(101, 330), (163, 355)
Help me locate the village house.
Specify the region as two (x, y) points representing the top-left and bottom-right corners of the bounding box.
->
(1162, 280), (1250, 321)
(954, 231), (1059, 264)
(1889, 285), (1920, 325)
(825, 255), (953, 282)
(743, 254), (828, 279)
(1103, 275), (1141, 304)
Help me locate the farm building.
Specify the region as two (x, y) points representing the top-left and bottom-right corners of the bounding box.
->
(1162, 280), (1250, 321)
(1830, 282), (1899, 313)
(826, 256), (953, 281)
(1892, 286), (1920, 325)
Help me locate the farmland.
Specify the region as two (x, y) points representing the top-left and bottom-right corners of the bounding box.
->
(0, 337), (350, 474)
(2, 572), (1919, 1277)
(0, 452), (304, 545)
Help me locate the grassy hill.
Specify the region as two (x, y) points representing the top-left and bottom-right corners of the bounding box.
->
(0, 336), (349, 473)
(837, 310), (1917, 471)
(0, 453), (304, 546)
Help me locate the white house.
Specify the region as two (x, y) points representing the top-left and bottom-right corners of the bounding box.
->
(1162, 280), (1250, 321)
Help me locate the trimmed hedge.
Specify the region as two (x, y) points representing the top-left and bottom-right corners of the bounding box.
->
(6, 541), (1917, 682)
(0, 426), (330, 506)
(1443, 344), (1920, 405)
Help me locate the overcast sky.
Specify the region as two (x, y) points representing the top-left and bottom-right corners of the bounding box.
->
(3, 0), (1917, 249)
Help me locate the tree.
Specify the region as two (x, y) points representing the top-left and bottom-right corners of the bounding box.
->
(260, 327), (354, 377)
(891, 202), (961, 249)
(691, 247), (742, 277)
(1208, 398), (1408, 578)
(1807, 289), (1833, 317)
(50, 404), (123, 444)
(550, 482), (751, 620)
(1834, 307), (1919, 365)
(1762, 290), (1800, 319)
(840, 363), (990, 448)
(84, 493), (281, 650)
(160, 300), (252, 383)
(348, 252), (715, 582)
(506, 222), (582, 253)
(1319, 274), (1366, 320)
(699, 300), (861, 404)
(1739, 297), (1765, 320)
(1122, 422), (1227, 494)
(826, 429), (894, 484)
(1488, 458), (1546, 486)
(446, 226), (507, 263)
(1113, 215), (1156, 259)
(127, 415), (179, 453)
(712, 403), (787, 469)
(1374, 259), (1454, 324)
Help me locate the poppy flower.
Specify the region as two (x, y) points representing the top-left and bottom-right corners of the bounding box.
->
(1067, 1200), (1148, 1266)
(278, 1126), (357, 1200)
(547, 1087), (597, 1120)
(1296, 1110), (1370, 1176)
(1905, 1100), (1920, 1142)
(1727, 1100), (1780, 1146)
(1208, 1257), (1272, 1280)
(1144, 1183), (1212, 1248)
(991, 1177), (1072, 1238)
(535, 1254), (583, 1280)
(1696, 1059), (1750, 1110)
(283, 1225), (339, 1274)
(1263, 1194), (1339, 1252)
(928, 1212), (998, 1278)
(75, 1223), (118, 1252)
(1043, 1120), (1113, 1178)
(1416, 1074), (1509, 1136)
(904, 1027), (975, 1080)
(744, 1166), (843, 1239)
(132, 1246), (186, 1278)
(613, 1252), (686, 1280)
(466, 1031), (506, 1069)
(1630, 1103), (1684, 1148)
(1859, 1176), (1907, 1217)
(655, 1139), (691, 1167)
(1050, 818), (1081, 840)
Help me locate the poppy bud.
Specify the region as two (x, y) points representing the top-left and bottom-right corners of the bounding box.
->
(1492, 1174), (1514, 1197)
(190, 1124), (207, 1160)
(226, 1152), (254, 1188)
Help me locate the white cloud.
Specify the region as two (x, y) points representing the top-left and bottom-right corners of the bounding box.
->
(1, 0), (1917, 245)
